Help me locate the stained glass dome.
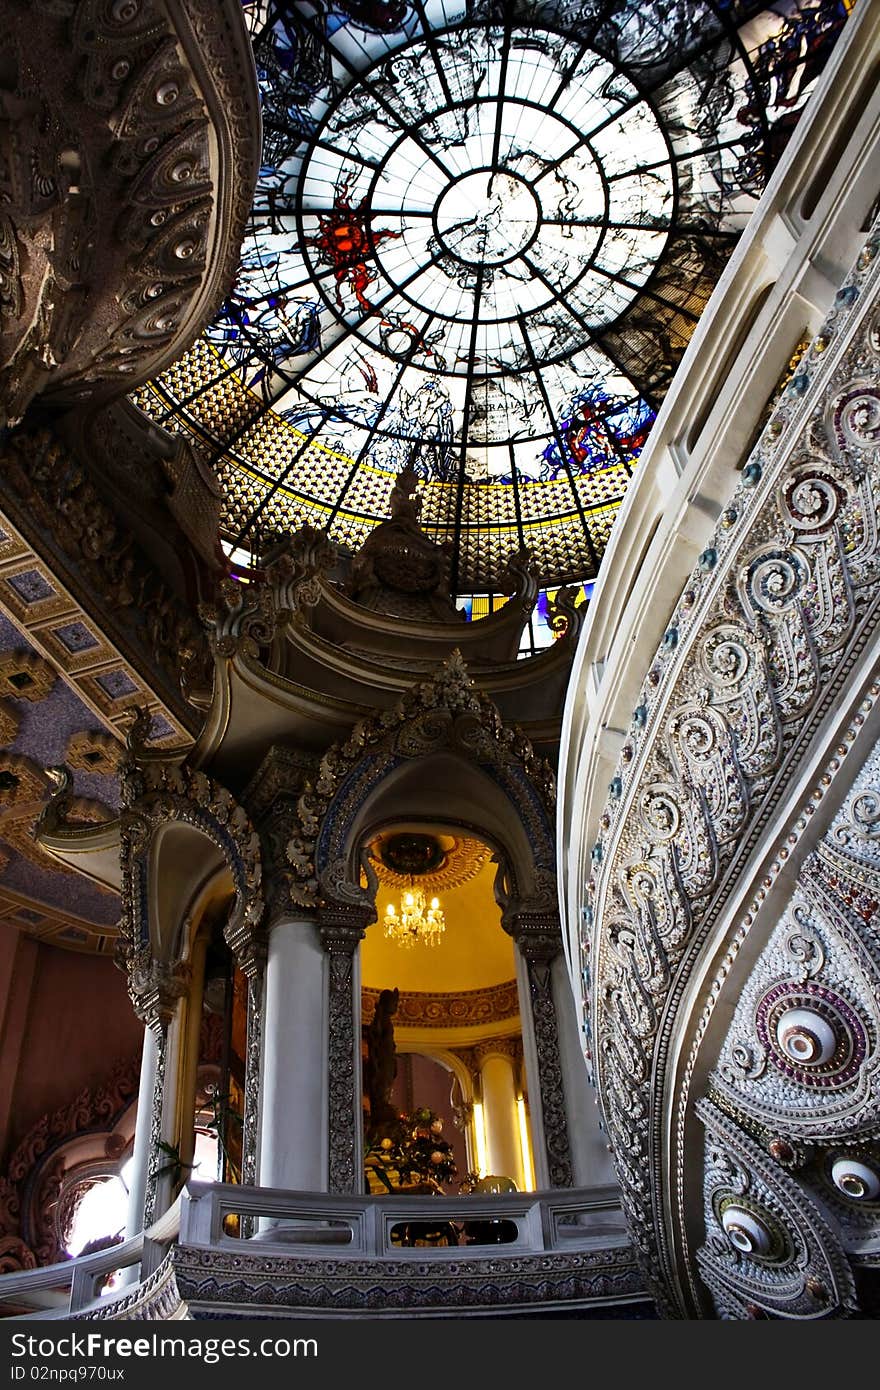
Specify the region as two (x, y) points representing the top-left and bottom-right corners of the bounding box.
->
(133, 0), (849, 592)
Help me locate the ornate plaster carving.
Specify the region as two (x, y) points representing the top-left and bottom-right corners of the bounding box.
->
(0, 0), (259, 424)
(173, 1241), (645, 1318)
(519, 941), (573, 1190)
(683, 729), (880, 1318)
(0, 649), (57, 703)
(320, 906), (371, 1195)
(0, 1054), (140, 1270)
(362, 980), (520, 1030)
(199, 524), (337, 665)
(696, 1099), (858, 1319)
(73, 1251), (184, 1321)
(586, 216), (880, 1307)
(66, 730), (124, 777)
(0, 700), (20, 747)
(117, 708), (264, 1027)
(0, 427), (210, 728)
(284, 650), (557, 911)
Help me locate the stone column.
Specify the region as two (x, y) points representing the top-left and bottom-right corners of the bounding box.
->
(511, 916), (574, 1189)
(258, 913), (327, 1192)
(124, 1024), (159, 1240)
(475, 1041), (525, 1190)
(318, 902), (371, 1194)
(123, 960), (190, 1230)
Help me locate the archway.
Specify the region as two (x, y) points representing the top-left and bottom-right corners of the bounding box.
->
(361, 822), (535, 1195)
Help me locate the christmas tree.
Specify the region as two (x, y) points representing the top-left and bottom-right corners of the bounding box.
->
(364, 1105), (457, 1193)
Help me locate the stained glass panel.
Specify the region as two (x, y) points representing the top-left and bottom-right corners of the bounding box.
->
(132, 0), (852, 591)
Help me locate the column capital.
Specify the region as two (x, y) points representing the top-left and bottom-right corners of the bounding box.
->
(472, 1036), (523, 1067)
(118, 947), (190, 1032)
(224, 918), (267, 980)
(318, 899), (372, 951)
(508, 913), (561, 962)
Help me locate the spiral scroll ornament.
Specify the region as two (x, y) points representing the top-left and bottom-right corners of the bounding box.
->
(742, 547), (809, 616)
(699, 625), (754, 692)
(832, 386), (880, 455)
(779, 470), (845, 535)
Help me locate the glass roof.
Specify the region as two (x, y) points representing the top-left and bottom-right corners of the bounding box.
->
(133, 0), (850, 592)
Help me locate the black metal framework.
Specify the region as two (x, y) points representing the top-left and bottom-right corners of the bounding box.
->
(133, 0), (852, 591)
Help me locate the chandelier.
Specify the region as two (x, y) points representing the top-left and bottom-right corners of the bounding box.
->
(384, 882), (445, 950)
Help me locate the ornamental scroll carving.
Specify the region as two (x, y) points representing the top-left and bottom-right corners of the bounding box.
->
(0, 0), (258, 424)
(117, 710), (265, 1026)
(586, 216), (880, 1309)
(199, 524), (338, 663)
(692, 735), (880, 1318)
(283, 649), (557, 911)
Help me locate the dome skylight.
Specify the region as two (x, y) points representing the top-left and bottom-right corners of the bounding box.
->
(133, 0), (849, 592)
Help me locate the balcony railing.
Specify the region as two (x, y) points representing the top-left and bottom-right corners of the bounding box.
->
(0, 1182), (631, 1319)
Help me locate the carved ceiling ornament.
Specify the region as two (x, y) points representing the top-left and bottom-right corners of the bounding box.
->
(0, 0), (259, 425)
(0, 700), (21, 747)
(0, 752), (51, 811)
(585, 216), (880, 1311)
(283, 650), (557, 913)
(370, 832), (491, 895)
(0, 427), (211, 725)
(65, 728), (124, 777)
(114, 709), (265, 1028)
(0, 649), (57, 703)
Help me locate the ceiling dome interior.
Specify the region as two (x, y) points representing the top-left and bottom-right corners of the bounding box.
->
(132, 0), (849, 593)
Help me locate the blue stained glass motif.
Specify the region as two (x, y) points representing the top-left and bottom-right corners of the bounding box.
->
(136, 0), (853, 592)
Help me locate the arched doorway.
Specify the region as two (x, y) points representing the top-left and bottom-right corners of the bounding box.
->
(361, 825), (535, 1194)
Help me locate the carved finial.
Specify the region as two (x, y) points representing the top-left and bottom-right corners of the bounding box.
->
(125, 704), (154, 760)
(445, 647), (470, 679)
(388, 463), (422, 523)
(546, 583), (584, 641)
(35, 765), (74, 837)
(498, 544), (540, 613)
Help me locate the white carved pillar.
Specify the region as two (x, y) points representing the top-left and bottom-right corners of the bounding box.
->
(124, 1025), (159, 1239)
(477, 1043), (525, 1190)
(550, 953), (617, 1186)
(258, 913), (328, 1192)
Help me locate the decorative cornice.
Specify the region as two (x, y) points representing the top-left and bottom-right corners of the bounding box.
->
(0, 428), (209, 734)
(284, 650), (556, 909)
(362, 981), (520, 1030)
(587, 214), (880, 1309)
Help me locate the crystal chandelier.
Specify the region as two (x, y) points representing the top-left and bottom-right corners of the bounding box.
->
(384, 881), (445, 949)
